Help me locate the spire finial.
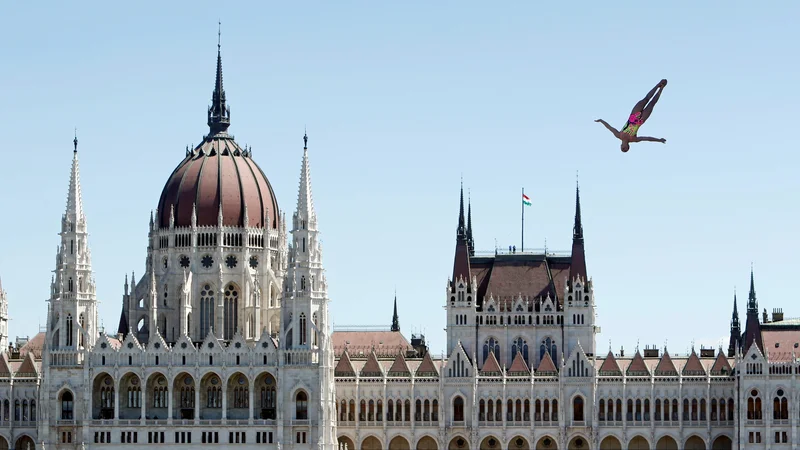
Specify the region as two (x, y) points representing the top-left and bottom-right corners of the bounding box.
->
(457, 181), (466, 238)
(391, 292), (400, 332)
(208, 23), (230, 134)
(73, 128), (78, 153)
(303, 127), (308, 149)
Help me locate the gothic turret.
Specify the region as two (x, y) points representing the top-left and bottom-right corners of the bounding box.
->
(46, 135), (98, 350)
(466, 197), (475, 257)
(743, 268), (763, 353)
(728, 291), (741, 357)
(451, 183), (471, 289)
(208, 31), (230, 135)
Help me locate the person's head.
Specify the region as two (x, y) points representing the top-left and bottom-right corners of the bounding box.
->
(620, 141), (630, 152)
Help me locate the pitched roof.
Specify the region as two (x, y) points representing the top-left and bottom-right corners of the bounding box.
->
(598, 351), (622, 375)
(654, 351), (678, 376)
(19, 332), (45, 358)
(416, 352), (439, 377)
(331, 330), (412, 357)
(16, 352), (38, 375)
(682, 351), (706, 376)
(710, 351), (733, 375)
(0, 353), (11, 376)
(481, 352), (502, 375)
(360, 352), (383, 377)
(536, 352), (558, 374)
(388, 352), (410, 376)
(762, 330), (800, 362)
(626, 351), (650, 376)
(334, 351), (356, 376)
(508, 352), (530, 375)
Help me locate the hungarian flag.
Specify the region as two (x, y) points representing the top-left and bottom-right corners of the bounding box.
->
(522, 193), (531, 206)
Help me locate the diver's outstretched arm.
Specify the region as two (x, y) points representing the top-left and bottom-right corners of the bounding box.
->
(595, 119), (620, 138)
(634, 136), (666, 143)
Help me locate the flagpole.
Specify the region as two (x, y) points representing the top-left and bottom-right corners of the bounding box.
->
(521, 187), (524, 252)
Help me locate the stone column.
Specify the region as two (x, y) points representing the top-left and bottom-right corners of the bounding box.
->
(248, 378), (254, 424)
(222, 384), (227, 420)
(167, 384), (173, 425)
(113, 378), (120, 421)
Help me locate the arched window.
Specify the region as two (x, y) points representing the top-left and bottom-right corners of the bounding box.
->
(14, 400), (20, 421)
(511, 337), (529, 366)
(432, 399), (439, 422)
(199, 284), (215, 338)
(127, 386), (141, 408)
(260, 375), (277, 420)
(598, 399), (606, 421)
(223, 284), (239, 340)
(747, 390), (762, 420)
(774, 389), (788, 420)
(66, 314), (73, 347)
(301, 276), (306, 291)
(312, 313), (318, 346)
(30, 400), (36, 421)
(68, 277), (73, 292)
(61, 392), (74, 420)
(453, 396), (464, 422)
(299, 313), (307, 346)
(483, 337), (500, 363)
(78, 314), (86, 348)
(296, 392), (308, 420)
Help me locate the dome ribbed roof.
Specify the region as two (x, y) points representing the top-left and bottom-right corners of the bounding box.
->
(155, 42), (280, 230)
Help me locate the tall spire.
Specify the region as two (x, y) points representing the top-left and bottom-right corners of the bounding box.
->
(728, 290), (741, 357)
(747, 265), (757, 312)
(466, 193), (474, 256)
(457, 181), (466, 239)
(391, 294), (400, 332)
(569, 182), (587, 283)
(295, 131), (315, 223)
(743, 267), (763, 353)
(65, 135), (85, 222)
(208, 21), (230, 135)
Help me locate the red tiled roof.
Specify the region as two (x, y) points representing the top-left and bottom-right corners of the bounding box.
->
(0, 353), (11, 376)
(762, 330), (800, 362)
(332, 331), (412, 357)
(508, 352), (530, 375)
(20, 332), (44, 359)
(388, 352), (410, 375)
(710, 351), (733, 375)
(481, 352), (502, 374)
(598, 351), (622, 375)
(682, 351), (706, 375)
(626, 352), (649, 376)
(472, 255), (572, 310)
(17, 352), (38, 375)
(334, 351), (356, 376)
(654, 351), (678, 376)
(536, 352), (558, 374)
(416, 352), (439, 377)
(360, 352), (383, 377)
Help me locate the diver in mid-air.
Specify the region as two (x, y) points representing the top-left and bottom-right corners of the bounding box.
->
(596, 79), (668, 152)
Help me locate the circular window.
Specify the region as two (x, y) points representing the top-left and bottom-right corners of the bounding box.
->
(226, 255), (238, 268)
(154, 342), (161, 349)
(751, 389), (758, 396)
(181, 342), (187, 349)
(265, 377), (273, 385)
(778, 389), (784, 396)
(180, 255), (190, 268)
(235, 342), (241, 349)
(262, 342), (268, 348)
(238, 376), (245, 385)
(249, 256), (259, 268)
(100, 342), (107, 349)
(183, 377), (192, 385)
(211, 377), (219, 385)
(127, 342), (134, 349)
(488, 438), (496, 447)
(208, 342), (214, 349)
(516, 438), (524, 448)
(201, 255), (214, 268)
(158, 377), (165, 386)
(104, 377), (112, 385)
(543, 438), (552, 448)
(131, 378), (139, 386)
(456, 438), (465, 448)
(575, 438), (584, 448)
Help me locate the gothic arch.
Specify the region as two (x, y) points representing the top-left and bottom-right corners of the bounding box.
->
(683, 435), (706, 450)
(599, 435), (622, 450)
(567, 434), (590, 450)
(389, 435), (411, 450)
(655, 435), (679, 450)
(535, 435), (558, 450)
(146, 372), (169, 417)
(507, 436), (531, 450)
(416, 435), (438, 450)
(628, 435), (651, 449)
(0, 434), (8, 450)
(360, 435), (383, 450)
(479, 435), (502, 449)
(448, 436), (470, 450)
(338, 435), (356, 450)
(710, 435), (732, 450)
(226, 371), (250, 419)
(14, 435), (35, 450)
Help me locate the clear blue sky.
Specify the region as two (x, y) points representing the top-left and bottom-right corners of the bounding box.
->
(2, 2), (798, 357)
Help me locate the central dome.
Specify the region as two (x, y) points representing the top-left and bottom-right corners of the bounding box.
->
(156, 46), (280, 230)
